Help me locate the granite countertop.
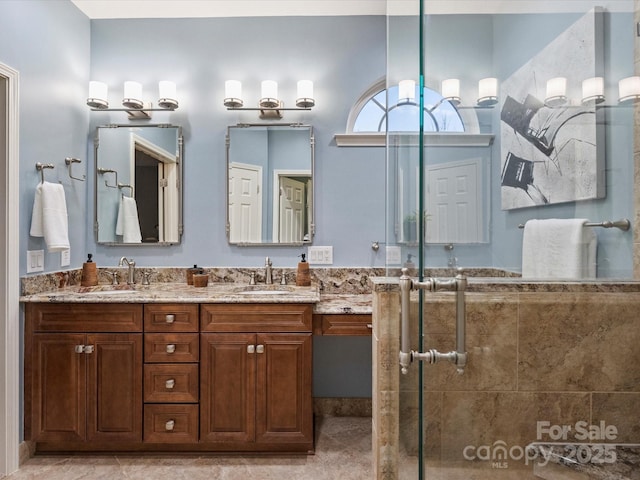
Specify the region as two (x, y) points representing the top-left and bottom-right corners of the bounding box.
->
(19, 282), (373, 314)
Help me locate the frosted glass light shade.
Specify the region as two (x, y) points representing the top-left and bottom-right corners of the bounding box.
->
(441, 78), (461, 105)
(87, 81), (108, 109)
(224, 80), (243, 107)
(477, 77), (498, 106)
(545, 77), (567, 107)
(296, 80), (315, 108)
(618, 76), (640, 103)
(123, 81), (143, 109)
(158, 81), (178, 109)
(398, 80), (416, 103)
(260, 80), (279, 108)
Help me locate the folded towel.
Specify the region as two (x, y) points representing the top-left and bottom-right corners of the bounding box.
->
(116, 195), (142, 243)
(522, 218), (597, 279)
(30, 181), (70, 252)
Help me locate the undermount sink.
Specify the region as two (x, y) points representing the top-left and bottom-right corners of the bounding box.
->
(80, 286), (137, 295)
(238, 289), (290, 295)
(84, 289), (137, 295)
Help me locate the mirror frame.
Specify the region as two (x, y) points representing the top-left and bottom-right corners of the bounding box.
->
(226, 123), (315, 246)
(94, 123), (184, 246)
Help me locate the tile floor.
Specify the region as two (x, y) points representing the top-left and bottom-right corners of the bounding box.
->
(8, 417), (373, 480)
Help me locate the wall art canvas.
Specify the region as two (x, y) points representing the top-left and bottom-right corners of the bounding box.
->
(500, 8), (605, 210)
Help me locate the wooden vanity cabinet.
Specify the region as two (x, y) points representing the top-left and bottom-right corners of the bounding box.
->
(200, 304), (314, 453)
(25, 304), (143, 446)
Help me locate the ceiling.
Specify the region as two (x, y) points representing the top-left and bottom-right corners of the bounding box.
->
(70, 0), (629, 19)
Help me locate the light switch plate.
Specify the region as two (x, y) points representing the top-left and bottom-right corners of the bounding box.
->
(60, 248), (70, 267)
(27, 250), (44, 273)
(308, 246), (333, 264)
(386, 246), (402, 265)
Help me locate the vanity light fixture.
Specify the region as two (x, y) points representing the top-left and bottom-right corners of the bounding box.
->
(223, 79), (315, 119)
(545, 77), (567, 107)
(441, 78), (461, 106)
(618, 76), (640, 104)
(582, 77), (605, 105)
(477, 77), (498, 106)
(398, 79), (416, 104)
(86, 80), (179, 119)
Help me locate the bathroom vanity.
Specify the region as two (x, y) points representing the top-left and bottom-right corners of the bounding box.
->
(23, 285), (321, 454)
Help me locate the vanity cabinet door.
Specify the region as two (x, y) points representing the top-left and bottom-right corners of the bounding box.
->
(256, 333), (313, 447)
(86, 334), (143, 443)
(30, 333), (87, 442)
(200, 333), (256, 444)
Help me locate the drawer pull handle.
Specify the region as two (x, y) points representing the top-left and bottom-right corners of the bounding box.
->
(165, 379), (175, 389)
(166, 344), (176, 354)
(165, 419), (175, 431)
(256, 344), (264, 354)
(367, 324), (373, 329)
(165, 314), (175, 324)
(247, 345), (255, 354)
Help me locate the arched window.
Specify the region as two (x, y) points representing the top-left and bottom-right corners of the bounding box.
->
(352, 81), (465, 133)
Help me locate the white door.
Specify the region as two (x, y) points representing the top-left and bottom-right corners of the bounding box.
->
(426, 159), (483, 243)
(228, 163), (262, 242)
(278, 176), (305, 242)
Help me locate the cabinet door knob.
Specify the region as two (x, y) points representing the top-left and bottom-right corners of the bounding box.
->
(83, 345), (94, 354)
(165, 419), (175, 431)
(75, 345), (85, 354)
(165, 314), (175, 324)
(256, 344), (265, 354)
(166, 344), (176, 354)
(247, 345), (255, 354)
(165, 379), (175, 389)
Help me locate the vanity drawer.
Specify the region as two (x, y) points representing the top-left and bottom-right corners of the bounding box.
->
(144, 333), (199, 363)
(144, 364), (199, 403)
(27, 303), (143, 332)
(143, 404), (199, 443)
(201, 303), (312, 332)
(313, 314), (373, 336)
(144, 304), (199, 332)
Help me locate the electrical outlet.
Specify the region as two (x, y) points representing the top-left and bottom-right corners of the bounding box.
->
(27, 250), (44, 273)
(60, 248), (71, 267)
(386, 246), (402, 265)
(308, 246), (333, 264)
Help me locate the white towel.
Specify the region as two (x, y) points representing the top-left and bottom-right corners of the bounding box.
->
(522, 218), (597, 279)
(30, 181), (70, 252)
(116, 196), (142, 243)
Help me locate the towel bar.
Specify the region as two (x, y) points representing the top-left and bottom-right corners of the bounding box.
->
(118, 183), (134, 197)
(518, 219), (630, 231)
(97, 168), (118, 188)
(65, 157), (85, 182)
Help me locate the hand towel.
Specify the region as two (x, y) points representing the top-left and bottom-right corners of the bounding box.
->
(30, 181), (70, 252)
(522, 218), (597, 279)
(116, 196), (142, 243)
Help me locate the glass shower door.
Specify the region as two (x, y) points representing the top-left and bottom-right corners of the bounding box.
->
(386, 1), (638, 479)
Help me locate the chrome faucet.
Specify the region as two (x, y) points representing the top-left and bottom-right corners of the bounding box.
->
(118, 256), (136, 284)
(265, 257), (273, 284)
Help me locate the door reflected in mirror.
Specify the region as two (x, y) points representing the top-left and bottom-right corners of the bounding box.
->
(226, 124), (314, 245)
(94, 125), (183, 245)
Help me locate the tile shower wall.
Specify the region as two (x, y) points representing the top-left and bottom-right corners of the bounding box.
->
(372, 283), (640, 479)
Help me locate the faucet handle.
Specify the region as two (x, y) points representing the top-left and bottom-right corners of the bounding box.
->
(142, 272), (152, 286)
(249, 272), (256, 285)
(280, 270), (287, 285)
(265, 256), (272, 266)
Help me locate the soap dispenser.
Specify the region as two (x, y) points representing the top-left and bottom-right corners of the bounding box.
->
(81, 253), (98, 287)
(296, 253), (311, 286)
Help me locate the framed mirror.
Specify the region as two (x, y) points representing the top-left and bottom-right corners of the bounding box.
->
(226, 124), (314, 245)
(94, 124), (183, 245)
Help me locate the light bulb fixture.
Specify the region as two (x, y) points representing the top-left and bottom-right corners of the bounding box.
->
(545, 77), (567, 107)
(87, 81), (108, 109)
(441, 78), (461, 106)
(123, 81), (144, 109)
(224, 80), (243, 108)
(296, 80), (315, 108)
(477, 77), (498, 106)
(223, 79), (315, 118)
(158, 81), (178, 109)
(398, 80), (416, 104)
(618, 76), (640, 103)
(259, 80), (280, 108)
